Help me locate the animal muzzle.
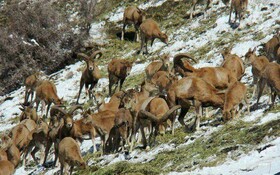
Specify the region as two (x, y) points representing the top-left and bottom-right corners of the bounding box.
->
(66, 123), (72, 128)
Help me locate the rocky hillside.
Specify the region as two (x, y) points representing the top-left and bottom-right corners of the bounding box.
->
(0, 0), (279, 174)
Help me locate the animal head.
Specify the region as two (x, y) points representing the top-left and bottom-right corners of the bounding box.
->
(51, 105), (83, 129)
(78, 50), (102, 73)
(244, 47), (257, 64)
(125, 61), (133, 76)
(82, 109), (92, 125)
(0, 134), (13, 150)
(159, 32), (168, 45)
(19, 103), (35, 121)
(221, 47), (233, 60)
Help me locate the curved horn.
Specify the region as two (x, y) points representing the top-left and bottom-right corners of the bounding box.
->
(69, 105), (83, 115)
(140, 105), (181, 123)
(174, 53), (197, 63)
(51, 106), (68, 116)
(90, 50), (102, 60)
(77, 53), (90, 60)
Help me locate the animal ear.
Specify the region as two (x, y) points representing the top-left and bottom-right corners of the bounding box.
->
(253, 47), (256, 53)
(86, 109), (91, 115)
(19, 107), (24, 111)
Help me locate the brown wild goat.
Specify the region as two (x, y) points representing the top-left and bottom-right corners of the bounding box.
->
(189, 0), (212, 19)
(58, 137), (86, 175)
(113, 108), (133, 151)
(173, 53), (236, 89)
(19, 103), (39, 122)
(82, 110), (116, 153)
(23, 119), (48, 165)
(265, 33), (280, 63)
(221, 47), (245, 80)
(229, 0), (248, 24)
(42, 105), (83, 167)
(108, 59), (133, 96)
(122, 6), (146, 41)
(151, 71), (178, 95)
(24, 72), (41, 104)
(145, 54), (170, 79)
(76, 50), (102, 104)
(167, 76), (224, 131)
(223, 81), (249, 121)
(34, 80), (63, 118)
(99, 91), (125, 113)
(255, 62), (280, 109)
(245, 48), (270, 98)
(140, 18), (168, 54)
(0, 135), (20, 168)
(139, 97), (181, 146)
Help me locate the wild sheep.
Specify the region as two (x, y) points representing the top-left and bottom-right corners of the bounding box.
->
(145, 54), (170, 79)
(167, 76), (224, 131)
(43, 115), (64, 167)
(70, 118), (97, 152)
(173, 53), (197, 77)
(223, 81), (249, 121)
(34, 80), (63, 118)
(0, 135), (20, 168)
(99, 91), (125, 113)
(58, 137), (86, 175)
(245, 48), (270, 98)
(113, 108), (133, 151)
(121, 81), (163, 150)
(228, 0), (248, 24)
(185, 67), (237, 90)
(150, 71), (178, 98)
(24, 72), (41, 104)
(189, 0), (212, 19)
(82, 110), (116, 153)
(19, 103), (39, 122)
(140, 18), (168, 54)
(139, 97), (181, 146)
(76, 50), (102, 104)
(9, 123), (34, 152)
(255, 62), (280, 109)
(265, 34), (280, 63)
(108, 59), (133, 96)
(23, 119), (48, 165)
(221, 47), (245, 80)
(122, 6), (146, 41)
(173, 53), (237, 89)
(0, 160), (14, 175)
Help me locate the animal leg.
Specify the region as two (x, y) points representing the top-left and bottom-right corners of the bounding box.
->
(255, 78), (266, 109)
(194, 101), (202, 131)
(228, 5), (232, 23)
(60, 163), (64, 175)
(70, 165), (74, 175)
(140, 125), (147, 148)
(151, 38), (155, 47)
(76, 80), (85, 104)
(31, 146), (40, 164)
(122, 22), (126, 41)
(45, 103), (51, 118)
(145, 37), (148, 54)
(119, 78), (125, 91)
